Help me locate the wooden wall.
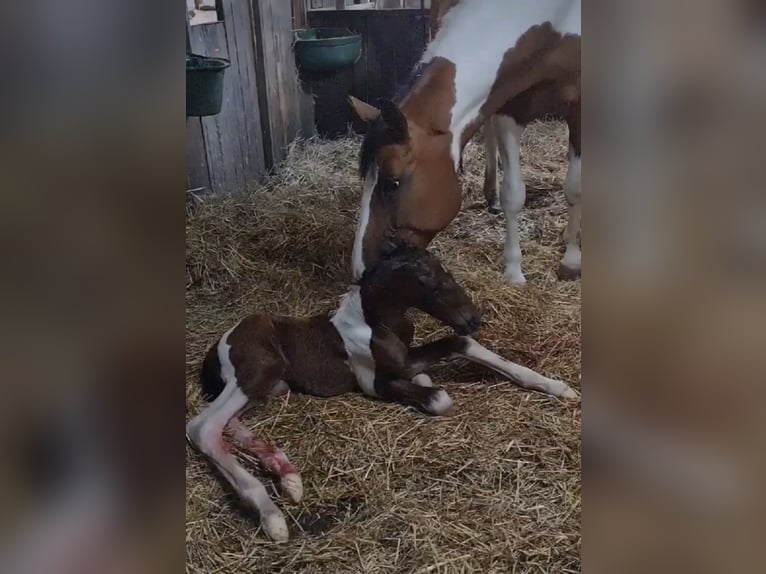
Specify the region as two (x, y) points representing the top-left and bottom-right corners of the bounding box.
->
(186, 0), (314, 195)
(306, 9), (430, 137)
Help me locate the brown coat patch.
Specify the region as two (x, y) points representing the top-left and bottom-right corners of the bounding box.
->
(461, 24), (581, 148)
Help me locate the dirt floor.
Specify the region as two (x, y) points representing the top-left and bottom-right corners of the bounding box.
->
(186, 120), (581, 573)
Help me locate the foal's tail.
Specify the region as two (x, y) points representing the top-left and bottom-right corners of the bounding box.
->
(199, 342), (225, 401)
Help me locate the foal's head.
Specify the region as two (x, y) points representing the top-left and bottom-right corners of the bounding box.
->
(360, 240), (480, 336)
(349, 90), (462, 281)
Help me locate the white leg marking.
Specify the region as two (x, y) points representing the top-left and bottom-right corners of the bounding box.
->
(492, 115), (527, 285)
(561, 149), (582, 273)
(459, 338), (577, 399)
(483, 124), (500, 211)
(425, 389), (454, 415)
(187, 382), (289, 542)
(412, 373), (434, 387)
(352, 166), (378, 281)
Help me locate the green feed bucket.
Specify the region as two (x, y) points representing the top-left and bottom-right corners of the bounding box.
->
(186, 53), (230, 117)
(294, 28), (362, 75)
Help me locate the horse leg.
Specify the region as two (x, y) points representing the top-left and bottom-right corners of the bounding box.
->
(558, 148), (581, 279)
(374, 377), (453, 415)
(482, 122), (501, 213)
(408, 336), (578, 399)
(493, 114), (527, 285)
(559, 107), (582, 280)
(186, 381), (289, 542)
(370, 328), (452, 415)
(226, 416), (303, 503)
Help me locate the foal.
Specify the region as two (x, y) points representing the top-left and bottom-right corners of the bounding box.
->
(187, 243), (574, 541)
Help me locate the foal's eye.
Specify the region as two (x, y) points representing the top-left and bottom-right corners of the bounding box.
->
(390, 179), (400, 188)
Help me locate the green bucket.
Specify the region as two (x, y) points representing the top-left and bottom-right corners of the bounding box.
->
(294, 28), (362, 75)
(186, 53), (230, 117)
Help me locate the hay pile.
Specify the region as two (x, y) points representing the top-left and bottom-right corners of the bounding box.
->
(186, 121), (581, 573)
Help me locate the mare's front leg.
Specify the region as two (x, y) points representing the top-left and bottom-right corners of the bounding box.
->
(370, 328), (453, 415)
(492, 115), (528, 285)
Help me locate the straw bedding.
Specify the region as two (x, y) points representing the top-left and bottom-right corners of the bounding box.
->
(186, 120), (581, 573)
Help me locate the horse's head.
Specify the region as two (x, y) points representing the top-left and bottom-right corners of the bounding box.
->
(349, 95), (462, 281)
(360, 239), (480, 336)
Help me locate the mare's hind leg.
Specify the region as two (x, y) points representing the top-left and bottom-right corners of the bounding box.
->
(492, 115), (528, 285)
(186, 380), (290, 542)
(227, 416), (303, 503)
(482, 122), (501, 213)
(559, 106), (582, 280)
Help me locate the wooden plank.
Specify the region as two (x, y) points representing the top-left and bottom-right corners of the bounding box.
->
(189, 22), (239, 194)
(222, 0), (267, 182)
(186, 117), (211, 191)
(251, 0), (304, 168)
(292, 0), (307, 29)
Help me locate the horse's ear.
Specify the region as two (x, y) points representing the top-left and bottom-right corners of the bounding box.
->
(377, 98), (408, 140)
(348, 95), (381, 122)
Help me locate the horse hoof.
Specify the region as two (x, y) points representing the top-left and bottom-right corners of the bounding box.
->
(487, 204), (502, 215)
(503, 270), (527, 286)
(262, 511), (289, 542)
(424, 389), (453, 415)
(557, 264), (581, 281)
(281, 473), (303, 503)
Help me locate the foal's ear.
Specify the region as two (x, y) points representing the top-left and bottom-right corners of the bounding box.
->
(348, 95), (381, 122)
(377, 98), (408, 140)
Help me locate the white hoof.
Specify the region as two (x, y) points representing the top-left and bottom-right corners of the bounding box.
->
(543, 378), (579, 399)
(281, 473), (303, 503)
(412, 374), (434, 387)
(262, 511), (289, 542)
(425, 389), (453, 415)
(503, 268), (527, 286)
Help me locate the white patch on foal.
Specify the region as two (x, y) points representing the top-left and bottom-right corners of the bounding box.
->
(425, 389), (453, 415)
(330, 286), (377, 397)
(423, 0), (581, 168)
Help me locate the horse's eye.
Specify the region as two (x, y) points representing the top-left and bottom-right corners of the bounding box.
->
(390, 179), (400, 188)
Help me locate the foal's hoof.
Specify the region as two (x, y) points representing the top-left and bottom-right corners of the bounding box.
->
(424, 389), (453, 415)
(487, 203), (502, 215)
(557, 264), (581, 281)
(281, 473), (303, 503)
(262, 511), (289, 542)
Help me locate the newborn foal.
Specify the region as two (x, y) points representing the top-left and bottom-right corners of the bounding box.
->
(186, 244), (481, 541)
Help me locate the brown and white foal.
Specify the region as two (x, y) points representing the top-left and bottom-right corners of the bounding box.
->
(187, 242), (574, 541)
(349, 0), (581, 284)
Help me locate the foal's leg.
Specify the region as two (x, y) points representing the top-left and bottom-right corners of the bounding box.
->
(370, 328), (453, 415)
(374, 377), (453, 415)
(226, 416), (303, 503)
(482, 122), (501, 213)
(186, 381), (289, 542)
(408, 336), (578, 399)
(492, 115), (528, 285)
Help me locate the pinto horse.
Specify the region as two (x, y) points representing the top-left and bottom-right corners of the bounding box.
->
(349, 0), (581, 284)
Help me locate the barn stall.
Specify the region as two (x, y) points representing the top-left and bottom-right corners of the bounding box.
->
(186, 2), (581, 572)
